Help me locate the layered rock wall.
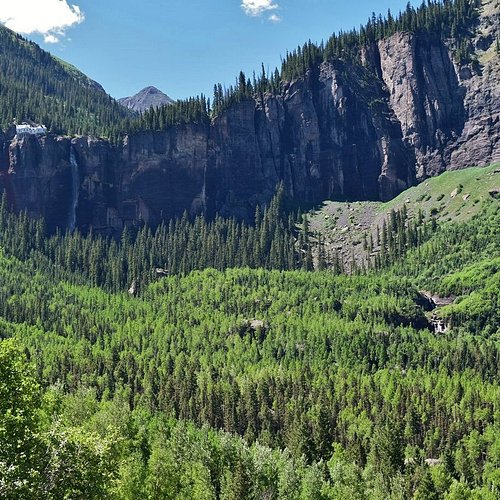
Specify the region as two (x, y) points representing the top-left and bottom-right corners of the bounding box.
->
(1, 2), (498, 233)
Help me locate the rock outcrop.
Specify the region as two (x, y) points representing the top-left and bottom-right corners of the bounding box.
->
(377, 6), (500, 178)
(449, 0), (500, 170)
(0, 2), (498, 233)
(378, 32), (466, 178)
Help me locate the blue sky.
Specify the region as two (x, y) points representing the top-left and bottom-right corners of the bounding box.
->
(0, 0), (419, 100)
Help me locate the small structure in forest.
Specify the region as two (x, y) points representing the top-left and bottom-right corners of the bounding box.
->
(230, 319), (268, 340)
(15, 123), (47, 137)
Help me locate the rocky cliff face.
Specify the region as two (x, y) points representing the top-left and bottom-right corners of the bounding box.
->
(378, 32), (466, 178)
(450, 0), (500, 170)
(116, 59), (414, 227)
(377, 1), (500, 177)
(1, 2), (498, 233)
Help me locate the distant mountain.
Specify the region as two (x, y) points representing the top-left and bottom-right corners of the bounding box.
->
(118, 86), (175, 112)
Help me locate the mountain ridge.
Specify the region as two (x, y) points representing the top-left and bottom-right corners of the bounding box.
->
(0, 24), (128, 137)
(0, 0), (498, 233)
(0, 3), (499, 495)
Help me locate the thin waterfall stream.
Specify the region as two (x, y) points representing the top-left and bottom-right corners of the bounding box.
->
(67, 146), (80, 232)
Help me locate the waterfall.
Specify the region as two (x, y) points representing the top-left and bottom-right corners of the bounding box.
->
(67, 146), (80, 232)
(201, 164), (207, 211)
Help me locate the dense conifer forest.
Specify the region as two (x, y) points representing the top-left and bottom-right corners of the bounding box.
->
(0, 177), (498, 497)
(0, 25), (128, 137)
(0, 0), (499, 498)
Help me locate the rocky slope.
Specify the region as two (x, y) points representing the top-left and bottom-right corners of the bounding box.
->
(308, 163), (500, 270)
(118, 86), (175, 112)
(0, 1), (498, 234)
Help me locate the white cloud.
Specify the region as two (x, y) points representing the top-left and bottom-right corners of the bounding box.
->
(268, 13), (281, 23)
(241, 0), (279, 17)
(0, 0), (84, 43)
(43, 34), (60, 44)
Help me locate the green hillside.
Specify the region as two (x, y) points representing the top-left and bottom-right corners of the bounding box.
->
(0, 25), (129, 138)
(0, 0), (498, 495)
(308, 164), (500, 270)
(383, 164), (500, 220)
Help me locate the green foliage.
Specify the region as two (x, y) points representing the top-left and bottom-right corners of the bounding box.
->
(0, 339), (41, 498)
(0, 340), (120, 498)
(0, 185), (298, 293)
(368, 205), (436, 271)
(0, 25), (129, 138)
(42, 422), (119, 499)
(0, 0), (494, 496)
(132, 95), (210, 132)
(0, 178), (498, 498)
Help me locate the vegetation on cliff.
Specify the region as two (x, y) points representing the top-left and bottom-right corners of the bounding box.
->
(307, 164), (500, 271)
(134, 0), (482, 132)
(0, 0), (498, 497)
(0, 25), (128, 138)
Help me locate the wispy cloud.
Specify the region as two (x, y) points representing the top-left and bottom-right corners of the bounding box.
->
(0, 0), (84, 44)
(268, 13), (282, 23)
(241, 0), (279, 18)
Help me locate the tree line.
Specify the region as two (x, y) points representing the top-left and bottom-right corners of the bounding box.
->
(133, 0), (481, 134)
(0, 25), (129, 139)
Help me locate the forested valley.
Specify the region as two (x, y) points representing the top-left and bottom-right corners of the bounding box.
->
(0, 175), (499, 498)
(0, 0), (499, 497)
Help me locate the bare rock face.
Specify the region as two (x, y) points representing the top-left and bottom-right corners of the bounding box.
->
(378, 0), (500, 178)
(450, 0), (500, 169)
(0, 131), (15, 210)
(121, 123), (210, 225)
(1, 2), (498, 233)
(113, 62), (416, 228)
(207, 60), (414, 218)
(210, 99), (272, 218)
(7, 135), (73, 231)
(71, 136), (118, 233)
(1, 134), (114, 232)
(378, 32), (466, 178)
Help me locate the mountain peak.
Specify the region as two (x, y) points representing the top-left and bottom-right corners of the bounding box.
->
(118, 86), (175, 112)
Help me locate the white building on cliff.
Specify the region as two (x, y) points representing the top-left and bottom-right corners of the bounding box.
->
(15, 124), (47, 137)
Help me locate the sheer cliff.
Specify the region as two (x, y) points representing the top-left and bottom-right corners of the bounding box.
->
(0, 0), (498, 233)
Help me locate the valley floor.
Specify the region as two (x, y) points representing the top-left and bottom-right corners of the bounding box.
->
(0, 167), (499, 499)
